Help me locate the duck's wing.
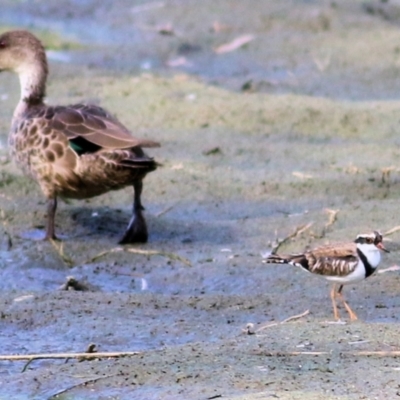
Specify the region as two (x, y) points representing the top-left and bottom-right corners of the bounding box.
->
(45, 104), (160, 151)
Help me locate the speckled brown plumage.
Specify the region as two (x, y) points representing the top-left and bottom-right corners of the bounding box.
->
(269, 242), (360, 278)
(0, 30), (160, 243)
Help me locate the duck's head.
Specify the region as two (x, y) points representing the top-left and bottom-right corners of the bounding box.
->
(0, 30), (47, 76)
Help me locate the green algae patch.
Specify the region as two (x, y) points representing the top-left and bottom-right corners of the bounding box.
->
(49, 72), (400, 143)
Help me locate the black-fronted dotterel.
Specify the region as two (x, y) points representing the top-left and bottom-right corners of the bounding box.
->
(264, 231), (389, 321)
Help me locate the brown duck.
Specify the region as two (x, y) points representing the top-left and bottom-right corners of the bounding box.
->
(0, 30), (159, 243)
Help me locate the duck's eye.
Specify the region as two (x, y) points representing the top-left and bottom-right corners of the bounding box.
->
(0, 41), (7, 49)
(366, 238), (373, 244)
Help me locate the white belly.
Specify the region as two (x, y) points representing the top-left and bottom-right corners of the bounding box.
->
(324, 260), (372, 285)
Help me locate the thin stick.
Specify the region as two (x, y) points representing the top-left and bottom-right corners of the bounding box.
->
(48, 374), (117, 399)
(155, 204), (175, 218)
(244, 310), (309, 334)
(378, 265), (400, 274)
(324, 208), (339, 228)
(0, 351), (140, 362)
(21, 359), (34, 373)
(384, 226), (400, 236)
(21, 344), (119, 372)
(85, 247), (192, 267)
(281, 309), (310, 324)
(258, 350), (400, 357)
(310, 208), (339, 239)
(50, 239), (74, 267)
(351, 351), (400, 357)
(271, 223), (313, 254)
(85, 247), (123, 263)
(255, 310), (310, 333)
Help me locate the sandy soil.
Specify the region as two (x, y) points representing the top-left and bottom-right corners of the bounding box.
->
(1, 1), (400, 399)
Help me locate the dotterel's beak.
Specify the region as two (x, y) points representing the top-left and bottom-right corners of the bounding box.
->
(376, 242), (390, 253)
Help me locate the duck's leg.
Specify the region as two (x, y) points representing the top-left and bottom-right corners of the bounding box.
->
(44, 197), (58, 240)
(337, 285), (358, 321)
(330, 284), (340, 321)
(119, 180), (148, 244)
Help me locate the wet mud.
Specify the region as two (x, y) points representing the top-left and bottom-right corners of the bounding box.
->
(1, 1), (400, 399)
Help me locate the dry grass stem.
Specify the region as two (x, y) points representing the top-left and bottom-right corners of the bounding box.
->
(244, 310), (309, 335)
(50, 239), (74, 267)
(384, 226), (400, 237)
(50, 239), (191, 267)
(214, 34), (255, 54)
(310, 208), (340, 239)
(1, 351), (141, 362)
(86, 247), (192, 267)
(259, 350), (400, 357)
(48, 374), (118, 399)
(155, 204), (175, 218)
(22, 343), (99, 372)
(324, 208), (339, 228)
(378, 265), (400, 274)
(271, 223), (313, 254)
(292, 171), (313, 180)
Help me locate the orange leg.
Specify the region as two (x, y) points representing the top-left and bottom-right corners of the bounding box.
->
(330, 284), (340, 321)
(337, 285), (358, 321)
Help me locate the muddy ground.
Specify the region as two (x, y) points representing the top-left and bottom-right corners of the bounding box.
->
(1, 0), (400, 399)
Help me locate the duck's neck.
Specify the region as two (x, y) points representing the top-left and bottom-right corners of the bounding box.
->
(13, 60), (47, 120)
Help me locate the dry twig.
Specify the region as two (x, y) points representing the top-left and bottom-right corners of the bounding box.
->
(1, 351), (140, 363)
(378, 265), (400, 274)
(244, 310), (309, 335)
(85, 247), (192, 267)
(292, 171), (313, 180)
(312, 208), (339, 239)
(384, 226), (400, 237)
(21, 343), (100, 372)
(324, 208), (339, 229)
(50, 239), (191, 267)
(256, 350), (400, 357)
(50, 239), (74, 267)
(48, 374), (118, 399)
(270, 223), (313, 254)
(155, 204), (175, 218)
(214, 34), (255, 54)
